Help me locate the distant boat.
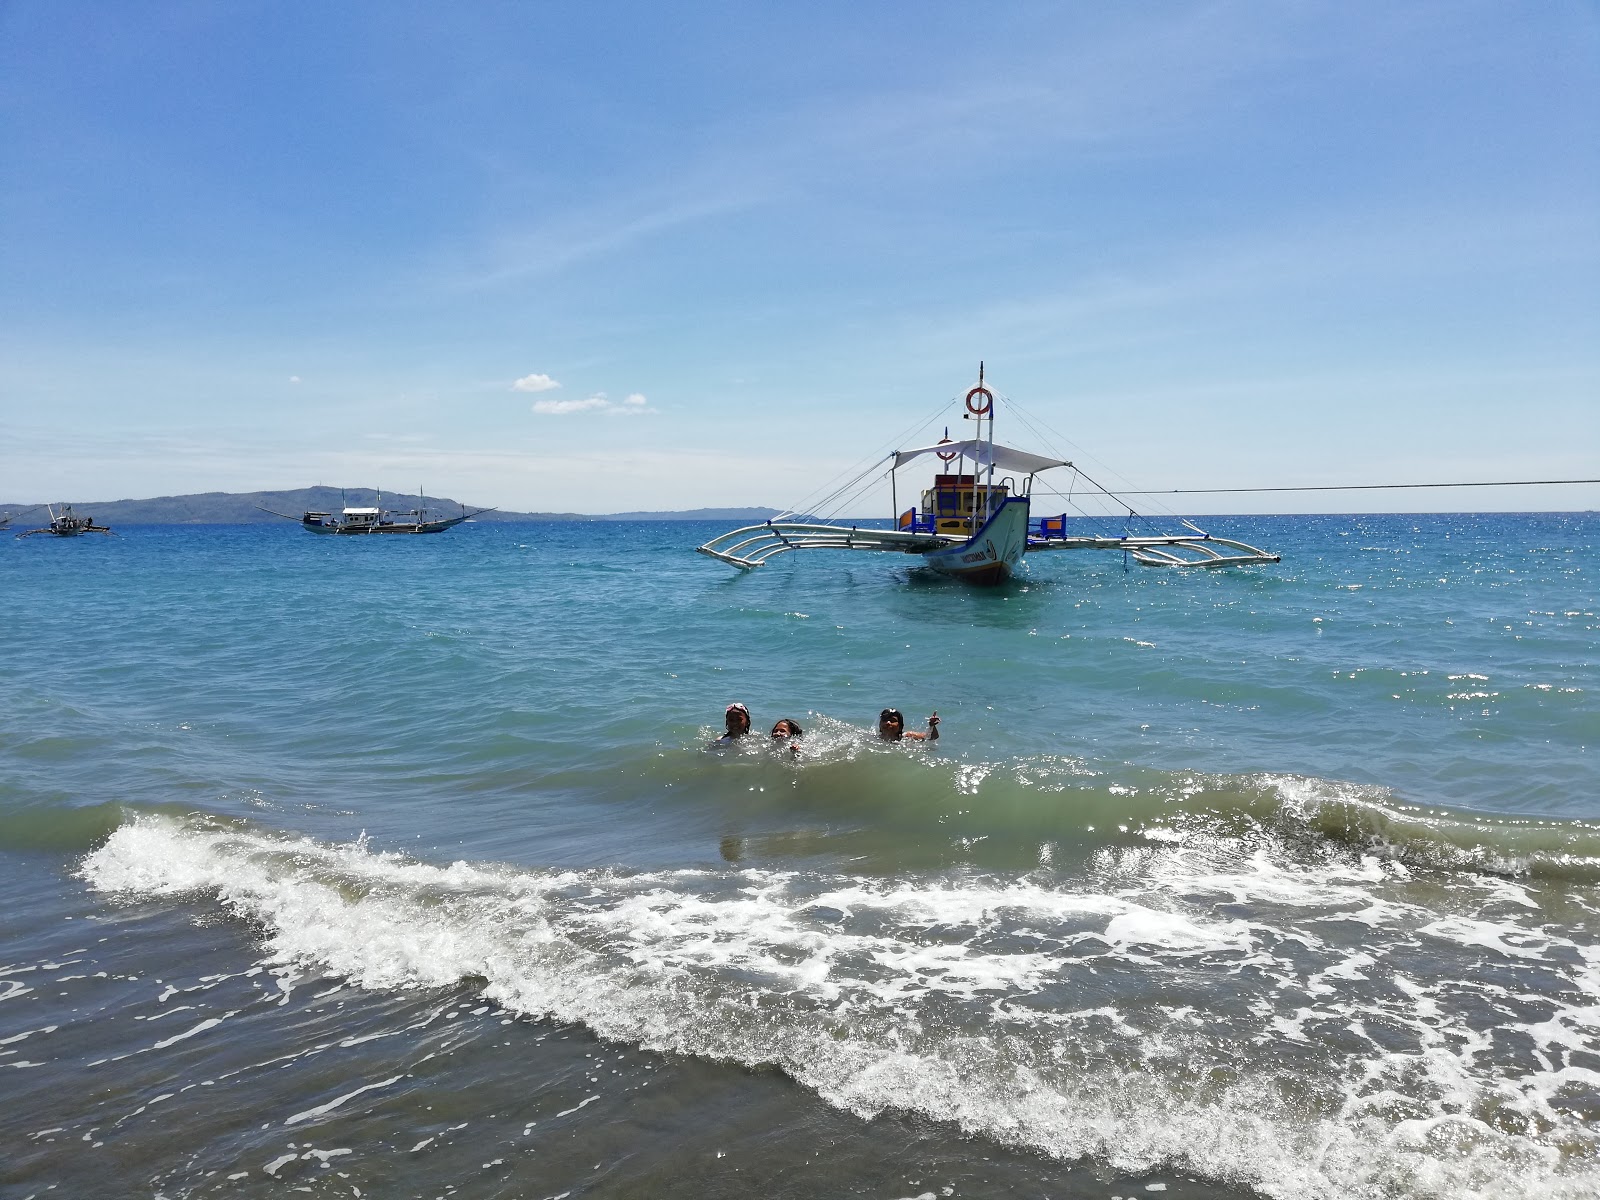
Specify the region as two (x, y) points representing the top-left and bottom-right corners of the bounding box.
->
(15, 504), (113, 539)
(697, 365), (1279, 585)
(259, 491), (495, 536)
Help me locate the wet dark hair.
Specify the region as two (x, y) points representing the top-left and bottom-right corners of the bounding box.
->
(878, 709), (905, 739)
(770, 719), (803, 737)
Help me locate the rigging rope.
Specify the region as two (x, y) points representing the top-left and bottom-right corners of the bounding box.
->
(1004, 396), (1190, 524)
(774, 398), (959, 522)
(1001, 395), (1195, 538)
(775, 455), (890, 523)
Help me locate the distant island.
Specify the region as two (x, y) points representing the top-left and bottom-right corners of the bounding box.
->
(0, 488), (781, 525)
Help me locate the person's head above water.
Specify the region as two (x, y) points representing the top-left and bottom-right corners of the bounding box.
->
(879, 708), (938, 742)
(724, 703), (751, 737)
(770, 718), (803, 739)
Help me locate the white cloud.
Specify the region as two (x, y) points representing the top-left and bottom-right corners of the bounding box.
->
(532, 395), (610, 414)
(289, 375), (301, 384)
(512, 372), (561, 393)
(532, 391), (655, 416)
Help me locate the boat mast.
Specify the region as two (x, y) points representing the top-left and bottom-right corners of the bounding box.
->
(973, 361), (993, 537)
(985, 361), (996, 526)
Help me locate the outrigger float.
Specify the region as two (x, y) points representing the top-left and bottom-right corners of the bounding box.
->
(260, 491), (495, 536)
(15, 504), (113, 539)
(697, 367), (1279, 585)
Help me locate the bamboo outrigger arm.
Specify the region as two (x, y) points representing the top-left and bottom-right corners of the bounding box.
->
(696, 521), (954, 570)
(1025, 531), (1280, 567)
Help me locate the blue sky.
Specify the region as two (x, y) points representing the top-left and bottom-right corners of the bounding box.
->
(2, 1), (1596, 514)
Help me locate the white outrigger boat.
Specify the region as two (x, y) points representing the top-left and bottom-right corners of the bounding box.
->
(259, 490), (494, 536)
(697, 367), (1279, 585)
(15, 504), (113, 539)
(287, 505), (483, 536)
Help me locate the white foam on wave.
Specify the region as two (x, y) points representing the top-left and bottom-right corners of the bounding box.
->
(0, 1024), (57, 1046)
(1418, 916), (1557, 961)
(0, 979), (35, 1003)
(285, 1076), (406, 1126)
(79, 815), (1600, 1200)
(148, 1013), (235, 1051)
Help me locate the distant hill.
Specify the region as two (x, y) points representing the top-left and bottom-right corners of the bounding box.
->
(0, 488), (780, 525)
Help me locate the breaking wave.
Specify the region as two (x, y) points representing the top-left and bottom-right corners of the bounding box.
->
(80, 812), (1600, 1200)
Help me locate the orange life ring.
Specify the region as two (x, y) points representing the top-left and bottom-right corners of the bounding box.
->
(965, 385), (993, 416)
(936, 437), (957, 462)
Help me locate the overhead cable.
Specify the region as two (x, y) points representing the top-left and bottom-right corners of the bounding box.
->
(1086, 478), (1600, 496)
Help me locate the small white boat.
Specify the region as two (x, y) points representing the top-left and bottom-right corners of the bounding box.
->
(697, 367), (1279, 585)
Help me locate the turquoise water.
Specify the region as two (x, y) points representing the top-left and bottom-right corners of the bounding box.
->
(2, 513), (1596, 1198)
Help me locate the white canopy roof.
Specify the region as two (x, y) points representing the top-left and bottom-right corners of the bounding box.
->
(892, 440), (1070, 476)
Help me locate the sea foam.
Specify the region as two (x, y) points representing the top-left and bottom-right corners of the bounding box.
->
(80, 814), (1600, 1200)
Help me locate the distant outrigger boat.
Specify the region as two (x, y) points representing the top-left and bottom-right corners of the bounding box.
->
(15, 504), (113, 539)
(260, 491), (495, 536)
(697, 366), (1279, 585)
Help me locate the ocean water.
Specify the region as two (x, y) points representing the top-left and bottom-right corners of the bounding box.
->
(1, 512), (1596, 1200)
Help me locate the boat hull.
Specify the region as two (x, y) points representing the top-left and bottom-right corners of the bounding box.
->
(920, 496), (1030, 584)
(367, 519), (468, 534)
(300, 516), (471, 535)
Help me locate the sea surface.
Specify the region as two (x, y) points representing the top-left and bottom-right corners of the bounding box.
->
(1, 513), (1596, 1199)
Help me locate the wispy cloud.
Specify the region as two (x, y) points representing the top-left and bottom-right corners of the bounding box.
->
(511, 372), (560, 393)
(443, 10), (1307, 293)
(906, 197), (1600, 369)
(460, 190), (764, 291)
(532, 391), (654, 416)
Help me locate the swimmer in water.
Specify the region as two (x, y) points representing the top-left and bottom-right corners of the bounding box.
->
(770, 718), (803, 757)
(719, 703), (752, 741)
(878, 709), (939, 742)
